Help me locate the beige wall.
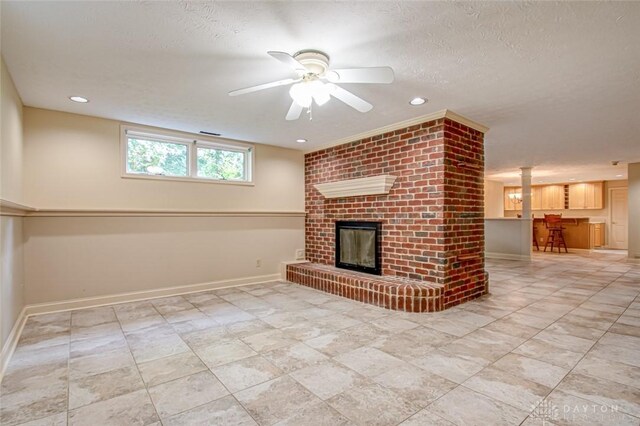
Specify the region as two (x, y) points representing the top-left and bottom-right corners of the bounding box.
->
(1, 217), (24, 346)
(1, 59), (24, 203)
(23, 107), (304, 211)
(484, 179), (504, 218)
(628, 163), (640, 259)
(1, 57), (25, 350)
(24, 215), (304, 304)
(19, 105), (306, 305)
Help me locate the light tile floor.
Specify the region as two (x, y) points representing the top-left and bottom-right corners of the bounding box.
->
(1, 251), (639, 425)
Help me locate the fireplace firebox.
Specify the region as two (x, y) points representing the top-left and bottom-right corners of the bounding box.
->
(335, 221), (381, 275)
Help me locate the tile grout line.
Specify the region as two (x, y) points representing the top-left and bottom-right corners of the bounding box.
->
(132, 291), (284, 423)
(411, 254), (636, 425)
(511, 257), (640, 424)
(66, 315), (72, 426)
(113, 304), (165, 425)
(159, 294), (264, 425)
(387, 259), (593, 423)
(518, 295), (640, 423)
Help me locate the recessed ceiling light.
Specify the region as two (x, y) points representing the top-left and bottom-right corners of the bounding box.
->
(409, 97), (427, 106)
(296, 138), (307, 143)
(69, 96), (89, 103)
(569, 178), (576, 181)
(616, 174), (623, 177)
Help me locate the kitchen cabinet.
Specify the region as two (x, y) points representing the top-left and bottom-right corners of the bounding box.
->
(504, 185), (563, 211)
(531, 186), (543, 210)
(568, 182), (604, 209)
(504, 182), (604, 212)
(540, 185), (565, 210)
(589, 223), (604, 248)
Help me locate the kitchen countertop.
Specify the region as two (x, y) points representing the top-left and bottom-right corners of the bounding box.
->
(531, 217), (605, 224)
(486, 217), (605, 224)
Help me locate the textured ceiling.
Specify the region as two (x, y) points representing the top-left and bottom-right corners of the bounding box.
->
(2, 1), (639, 184)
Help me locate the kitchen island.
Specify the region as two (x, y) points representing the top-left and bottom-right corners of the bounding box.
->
(533, 217), (604, 250)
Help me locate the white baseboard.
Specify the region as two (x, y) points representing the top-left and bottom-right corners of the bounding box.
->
(485, 252), (532, 261)
(1, 307), (27, 381)
(25, 273), (282, 316)
(1, 273), (281, 379)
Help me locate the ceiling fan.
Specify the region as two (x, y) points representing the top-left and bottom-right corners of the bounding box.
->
(228, 50), (394, 121)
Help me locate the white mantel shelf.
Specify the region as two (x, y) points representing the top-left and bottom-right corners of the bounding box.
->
(314, 175), (397, 199)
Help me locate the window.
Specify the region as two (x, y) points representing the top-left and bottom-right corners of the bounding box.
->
(122, 128), (252, 184)
(126, 137), (189, 177)
(196, 145), (247, 181)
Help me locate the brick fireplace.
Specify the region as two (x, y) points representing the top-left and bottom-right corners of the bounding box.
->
(286, 110), (489, 312)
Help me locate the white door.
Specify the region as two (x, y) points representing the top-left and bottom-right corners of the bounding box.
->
(610, 188), (628, 249)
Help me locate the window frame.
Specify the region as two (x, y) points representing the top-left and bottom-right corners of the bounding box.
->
(120, 125), (254, 185)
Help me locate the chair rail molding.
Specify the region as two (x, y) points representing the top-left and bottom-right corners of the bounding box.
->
(0, 199), (305, 218)
(0, 199), (36, 217)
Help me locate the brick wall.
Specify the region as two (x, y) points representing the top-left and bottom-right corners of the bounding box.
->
(305, 117), (488, 308)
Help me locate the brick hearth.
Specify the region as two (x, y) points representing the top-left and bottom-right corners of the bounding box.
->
(286, 262), (444, 312)
(288, 111), (489, 311)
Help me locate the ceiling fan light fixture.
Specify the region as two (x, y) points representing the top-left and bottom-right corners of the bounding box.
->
(311, 81), (331, 106)
(313, 92), (330, 106)
(290, 80), (333, 107)
(289, 83), (313, 108)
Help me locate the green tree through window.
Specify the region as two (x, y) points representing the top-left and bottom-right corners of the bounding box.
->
(197, 147), (245, 180)
(127, 138), (188, 176)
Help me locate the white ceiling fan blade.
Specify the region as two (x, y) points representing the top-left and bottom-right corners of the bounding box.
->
(285, 101), (304, 121)
(329, 85), (373, 113)
(326, 67), (394, 84)
(228, 78), (299, 96)
(267, 51), (307, 73)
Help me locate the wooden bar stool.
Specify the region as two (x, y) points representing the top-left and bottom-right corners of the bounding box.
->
(544, 214), (568, 253)
(533, 225), (540, 251)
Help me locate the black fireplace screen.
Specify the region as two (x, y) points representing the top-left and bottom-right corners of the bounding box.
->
(335, 221), (381, 275)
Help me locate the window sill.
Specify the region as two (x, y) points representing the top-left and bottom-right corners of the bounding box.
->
(121, 173), (255, 186)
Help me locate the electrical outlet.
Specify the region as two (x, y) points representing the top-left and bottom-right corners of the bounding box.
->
(256, 258), (262, 268)
(295, 249), (305, 260)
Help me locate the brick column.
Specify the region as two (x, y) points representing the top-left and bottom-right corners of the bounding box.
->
(303, 111), (489, 310)
(440, 119), (488, 308)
